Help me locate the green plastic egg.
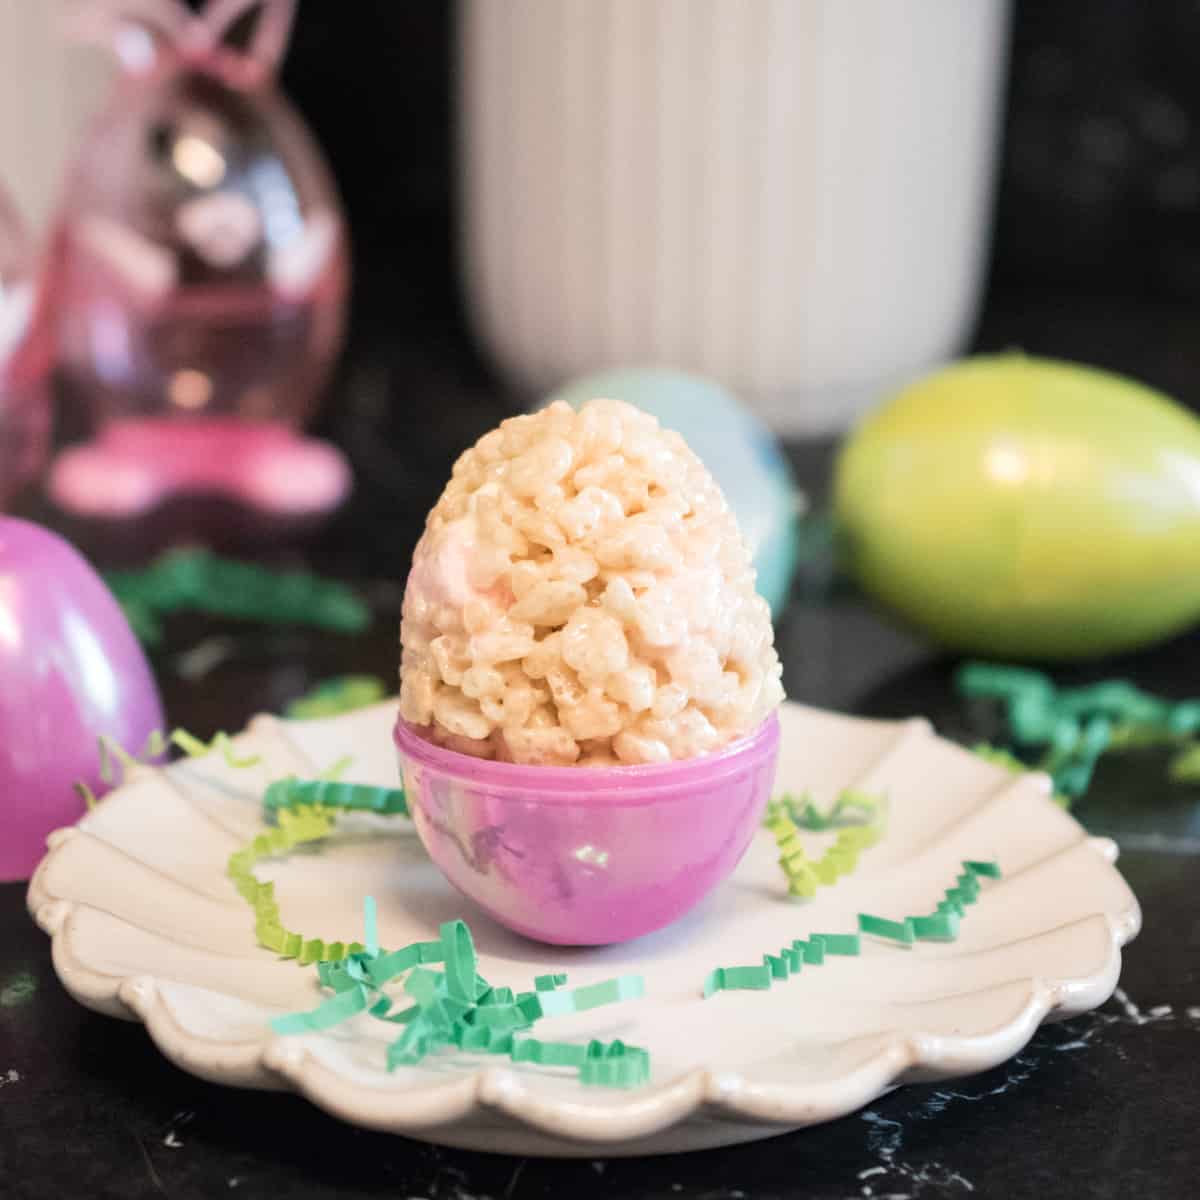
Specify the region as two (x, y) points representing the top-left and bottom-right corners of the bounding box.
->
(834, 354), (1200, 659)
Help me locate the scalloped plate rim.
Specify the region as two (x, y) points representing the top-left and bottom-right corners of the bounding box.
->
(26, 700), (1141, 1155)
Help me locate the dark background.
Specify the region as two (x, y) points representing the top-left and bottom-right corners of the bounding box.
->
(260, 0), (1200, 579)
(279, 1), (1200, 322)
(276, 0), (1200, 382)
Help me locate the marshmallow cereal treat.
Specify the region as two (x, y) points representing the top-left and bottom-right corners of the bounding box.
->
(399, 399), (784, 765)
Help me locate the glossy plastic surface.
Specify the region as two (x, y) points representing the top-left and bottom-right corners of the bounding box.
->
(0, 517), (164, 880)
(0, 187), (50, 510)
(46, 0), (348, 515)
(835, 354), (1200, 659)
(395, 714), (779, 946)
(49, 417), (350, 517)
(546, 368), (801, 618)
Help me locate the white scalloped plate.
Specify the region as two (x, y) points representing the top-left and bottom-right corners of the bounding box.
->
(27, 700), (1140, 1156)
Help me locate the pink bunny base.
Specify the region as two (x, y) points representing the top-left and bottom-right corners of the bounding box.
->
(48, 418), (350, 517)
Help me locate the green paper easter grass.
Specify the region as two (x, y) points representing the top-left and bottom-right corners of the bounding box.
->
(857, 914), (915, 945)
(856, 860), (999, 947)
(1168, 743), (1200, 781)
(171, 728), (262, 769)
(270, 907), (649, 1088)
(270, 981), (371, 1034)
(703, 932), (862, 997)
(318, 756), (356, 782)
(963, 859), (1001, 878)
(98, 730), (168, 784)
(105, 549), (371, 646)
(79, 721), (363, 838)
(263, 778), (408, 819)
(174, 727), (355, 785)
(764, 792), (885, 898)
(959, 662), (1200, 799)
(506, 1038), (647, 1082)
(286, 676), (388, 720)
(73, 728), (181, 815)
(225, 779), (413, 965)
(226, 805), (369, 964)
(765, 788), (882, 831)
(73, 781), (98, 812)
(703, 861), (1000, 998)
(529, 975), (645, 1018)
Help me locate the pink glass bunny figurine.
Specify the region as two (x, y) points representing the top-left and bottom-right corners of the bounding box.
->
(0, 186), (51, 511)
(47, 0), (351, 518)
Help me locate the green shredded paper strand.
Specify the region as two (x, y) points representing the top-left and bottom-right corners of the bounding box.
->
(98, 729), (167, 784)
(227, 779), (410, 961)
(958, 662), (1200, 800)
(263, 778), (408, 818)
(172, 728), (262, 769)
(78, 725), (248, 812)
(270, 906), (650, 1089)
(105, 549), (371, 646)
(763, 790), (886, 897)
(704, 860), (1000, 997)
(226, 805), (369, 963)
(856, 859), (1001, 946)
(285, 676), (388, 720)
(703, 931), (862, 998)
(765, 789), (882, 832)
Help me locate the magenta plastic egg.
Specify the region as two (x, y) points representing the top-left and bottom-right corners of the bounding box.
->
(0, 518), (165, 880)
(395, 715), (780, 946)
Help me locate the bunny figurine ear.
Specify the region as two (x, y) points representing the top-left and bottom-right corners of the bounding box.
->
(63, 0), (193, 74)
(201, 0), (297, 77)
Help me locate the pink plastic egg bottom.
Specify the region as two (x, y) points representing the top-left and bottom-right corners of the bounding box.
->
(49, 417), (351, 518)
(395, 715), (780, 946)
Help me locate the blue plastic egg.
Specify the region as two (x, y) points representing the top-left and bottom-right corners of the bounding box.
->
(545, 368), (801, 617)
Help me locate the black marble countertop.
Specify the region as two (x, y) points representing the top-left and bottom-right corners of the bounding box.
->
(3, 298), (1200, 1198)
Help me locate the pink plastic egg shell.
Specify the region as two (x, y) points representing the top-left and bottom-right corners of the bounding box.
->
(395, 714), (780, 946)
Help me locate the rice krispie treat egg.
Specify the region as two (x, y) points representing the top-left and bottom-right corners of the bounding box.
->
(399, 398), (784, 765)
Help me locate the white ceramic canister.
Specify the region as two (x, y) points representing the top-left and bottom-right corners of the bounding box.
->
(459, 0), (1011, 434)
